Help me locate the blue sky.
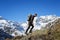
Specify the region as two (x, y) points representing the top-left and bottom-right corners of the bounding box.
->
(0, 0), (60, 22)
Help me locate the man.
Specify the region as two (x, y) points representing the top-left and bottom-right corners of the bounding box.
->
(25, 13), (37, 34)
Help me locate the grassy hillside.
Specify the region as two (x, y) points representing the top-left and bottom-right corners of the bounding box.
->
(12, 20), (60, 40)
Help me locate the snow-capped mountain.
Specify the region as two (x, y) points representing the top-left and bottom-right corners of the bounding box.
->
(0, 16), (24, 36)
(21, 15), (59, 30)
(0, 15), (60, 36)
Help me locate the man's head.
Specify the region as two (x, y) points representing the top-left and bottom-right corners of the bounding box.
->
(34, 13), (37, 17)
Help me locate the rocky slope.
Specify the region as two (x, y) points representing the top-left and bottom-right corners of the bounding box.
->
(13, 17), (60, 40)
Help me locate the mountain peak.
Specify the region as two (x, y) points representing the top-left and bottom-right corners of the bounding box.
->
(0, 15), (60, 37)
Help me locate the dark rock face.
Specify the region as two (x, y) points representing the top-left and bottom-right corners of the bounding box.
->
(0, 29), (14, 40)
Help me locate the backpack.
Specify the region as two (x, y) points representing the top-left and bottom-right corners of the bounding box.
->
(27, 14), (32, 21)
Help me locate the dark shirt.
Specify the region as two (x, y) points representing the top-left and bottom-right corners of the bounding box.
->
(28, 15), (35, 24)
(31, 15), (35, 23)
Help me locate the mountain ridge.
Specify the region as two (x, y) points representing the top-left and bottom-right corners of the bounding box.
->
(0, 15), (60, 37)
